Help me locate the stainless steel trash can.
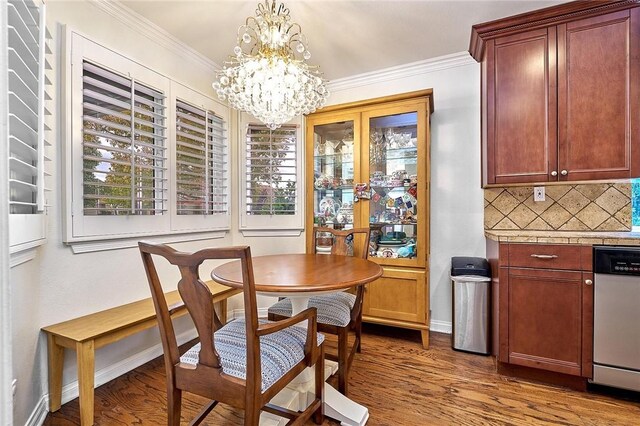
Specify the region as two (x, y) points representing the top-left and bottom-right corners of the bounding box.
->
(451, 257), (491, 355)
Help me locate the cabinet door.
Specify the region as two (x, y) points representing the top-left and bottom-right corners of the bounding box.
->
(505, 268), (584, 376)
(361, 101), (428, 269)
(558, 9), (640, 180)
(363, 267), (426, 325)
(305, 112), (362, 253)
(484, 28), (557, 185)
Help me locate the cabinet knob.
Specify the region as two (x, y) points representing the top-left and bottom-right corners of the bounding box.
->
(585, 279), (593, 286)
(561, 170), (568, 176)
(551, 171), (558, 177)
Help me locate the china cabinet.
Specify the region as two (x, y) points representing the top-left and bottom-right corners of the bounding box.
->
(305, 90), (433, 348)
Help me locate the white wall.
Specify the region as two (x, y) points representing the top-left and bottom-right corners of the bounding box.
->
(327, 57), (486, 331)
(9, 2), (485, 424)
(10, 2), (237, 424)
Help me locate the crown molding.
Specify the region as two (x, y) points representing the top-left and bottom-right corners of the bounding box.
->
(469, 0), (640, 61)
(327, 52), (476, 94)
(90, 0), (220, 71)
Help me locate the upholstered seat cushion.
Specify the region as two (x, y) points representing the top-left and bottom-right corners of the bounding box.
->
(268, 292), (356, 328)
(180, 318), (323, 391)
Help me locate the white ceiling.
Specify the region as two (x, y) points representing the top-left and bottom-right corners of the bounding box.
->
(120, 0), (565, 81)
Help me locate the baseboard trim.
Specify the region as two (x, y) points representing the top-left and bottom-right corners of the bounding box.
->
(24, 394), (48, 426)
(430, 319), (452, 335)
(230, 307), (269, 319)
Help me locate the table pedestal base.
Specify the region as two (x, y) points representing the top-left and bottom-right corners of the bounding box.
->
(323, 384), (370, 426)
(260, 359), (369, 426)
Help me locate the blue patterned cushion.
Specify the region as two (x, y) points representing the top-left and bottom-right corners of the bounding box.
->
(179, 318), (324, 391)
(268, 292), (356, 327)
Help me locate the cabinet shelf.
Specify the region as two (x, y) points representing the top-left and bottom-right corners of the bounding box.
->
(314, 152), (354, 159)
(370, 184), (414, 190)
(314, 186), (354, 192)
(370, 222), (417, 227)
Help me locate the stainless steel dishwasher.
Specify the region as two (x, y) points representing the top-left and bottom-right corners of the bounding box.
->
(592, 246), (640, 392)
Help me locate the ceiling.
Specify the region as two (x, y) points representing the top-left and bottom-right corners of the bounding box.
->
(120, 0), (565, 81)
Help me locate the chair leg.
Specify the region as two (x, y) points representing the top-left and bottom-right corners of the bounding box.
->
(244, 407), (260, 426)
(337, 327), (348, 395)
(314, 344), (325, 425)
(167, 385), (182, 426)
(355, 317), (363, 353)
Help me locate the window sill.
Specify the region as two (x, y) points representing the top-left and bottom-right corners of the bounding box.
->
(68, 231), (227, 254)
(10, 238), (46, 268)
(240, 229), (303, 237)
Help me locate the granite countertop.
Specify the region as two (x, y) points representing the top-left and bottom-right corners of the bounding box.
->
(485, 229), (640, 245)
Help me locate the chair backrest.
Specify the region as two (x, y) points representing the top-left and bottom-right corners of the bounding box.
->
(138, 243), (260, 387)
(311, 227), (371, 259)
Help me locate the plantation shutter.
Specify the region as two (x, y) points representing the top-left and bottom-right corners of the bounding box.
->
(82, 61), (167, 216)
(175, 99), (228, 215)
(7, 0), (48, 215)
(245, 124), (297, 215)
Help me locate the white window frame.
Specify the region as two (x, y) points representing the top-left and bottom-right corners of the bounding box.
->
(239, 113), (304, 233)
(64, 31), (171, 241)
(6, 0), (49, 255)
(170, 82), (230, 232)
(63, 29), (231, 246)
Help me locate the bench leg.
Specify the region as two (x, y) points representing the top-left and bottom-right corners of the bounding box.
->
(47, 334), (64, 412)
(76, 340), (95, 426)
(219, 299), (228, 325)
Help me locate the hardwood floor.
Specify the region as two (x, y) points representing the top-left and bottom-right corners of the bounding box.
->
(43, 324), (640, 425)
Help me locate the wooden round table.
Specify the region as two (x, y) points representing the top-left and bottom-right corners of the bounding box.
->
(212, 253), (383, 314)
(211, 253), (383, 426)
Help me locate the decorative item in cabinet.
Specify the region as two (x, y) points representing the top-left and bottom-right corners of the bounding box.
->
(305, 90), (433, 348)
(311, 119), (356, 230)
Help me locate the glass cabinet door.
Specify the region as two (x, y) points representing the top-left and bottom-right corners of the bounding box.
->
(363, 104), (427, 267)
(310, 120), (357, 237)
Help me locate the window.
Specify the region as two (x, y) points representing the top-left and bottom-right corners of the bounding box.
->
(239, 114), (304, 233)
(172, 83), (229, 231)
(65, 32), (230, 243)
(81, 61), (167, 217)
(6, 0), (51, 253)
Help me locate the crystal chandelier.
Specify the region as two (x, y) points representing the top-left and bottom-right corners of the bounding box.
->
(212, 0), (328, 130)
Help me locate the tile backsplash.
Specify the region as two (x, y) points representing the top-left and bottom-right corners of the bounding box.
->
(484, 183), (632, 231)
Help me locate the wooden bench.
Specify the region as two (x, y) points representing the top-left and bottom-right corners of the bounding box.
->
(42, 280), (241, 426)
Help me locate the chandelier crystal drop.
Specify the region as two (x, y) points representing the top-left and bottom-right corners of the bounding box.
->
(212, 0), (328, 130)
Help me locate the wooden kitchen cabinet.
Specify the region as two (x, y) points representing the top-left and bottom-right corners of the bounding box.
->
(492, 242), (594, 381)
(483, 28), (557, 184)
(558, 10), (638, 181)
(306, 91), (433, 348)
(472, 2), (640, 186)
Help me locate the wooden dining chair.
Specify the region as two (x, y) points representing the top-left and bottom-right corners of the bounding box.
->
(139, 242), (324, 426)
(268, 227), (371, 396)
